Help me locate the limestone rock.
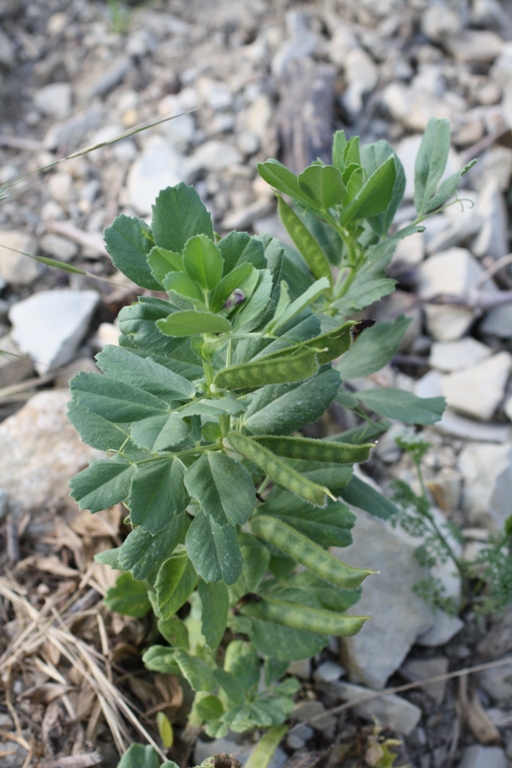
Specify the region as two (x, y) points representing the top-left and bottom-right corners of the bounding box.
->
(401, 657), (449, 704)
(0, 231), (40, 285)
(186, 140), (242, 178)
(477, 605), (512, 657)
(336, 511), (436, 690)
(0, 391), (101, 516)
(9, 289), (100, 374)
(441, 352), (512, 421)
(40, 233), (78, 262)
(0, 334), (34, 388)
(382, 83), (459, 132)
(340, 48), (379, 120)
(127, 135), (189, 216)
(480, 303), (512, 338)
(435, 409), (512, 443)
(429, 338), (492, 372)
(472, 179), (508, 259)
(328, 681), (421, 735)
(421, 3), (462, 43)
(416, 610), (464, 647)
(458, 442), (512, 531)
(444, 30), (503, 63)
(33, 82), (72, 120)
(456, 746), (508, 768)
(43, 106), (104, 152)
(475, 660), (512, 704)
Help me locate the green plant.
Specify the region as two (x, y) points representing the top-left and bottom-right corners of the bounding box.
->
(67, 118), (471, 746)
(391, 430), (512, 615)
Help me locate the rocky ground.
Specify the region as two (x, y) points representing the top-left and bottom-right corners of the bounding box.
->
(1, 0), (512, 767)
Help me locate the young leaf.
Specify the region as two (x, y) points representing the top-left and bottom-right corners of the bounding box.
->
(414, 117), (451, 216)
(157, 712), (174, 749)
(338, 475), (399, 519)
(332, 130), (348, 172)
(265, 277), (330, 333)
(277, 195), (332, 284)
(297, 165), (347, 209)
(182, 234), (224, 290)
(257, 160), (311, 204)
(104, 573), (151, 617)
(154, 553), (198, 618)
(163, 272), (206, 305)
(246, 726), (287, 768)
(360, 141), (406, 236)
(339, 156), (396, 226)
(158, 615), (189, 648)
(354, 389), (446, 425)
(129, 458), (189, 534)
(104, 215), (161, 291)
(130, 413), (190, 452)
(118, 514), (187, 579)
(231, 269), (273, 332)
(217, 230), (267, 273)
(174, 649), (217, 692)
(336, 317), (411, 379)
(194, 695), (225, 722)
(147, 245), (183, 285)
(184, 452), (256, 526)
(211, 262), (254, 312)
(151, 183), (214, 253)
(198, 580), (229, 650)
(157, 310), (231, 337)
(142, 646), (180, 675)
(185, 513), (243, 585)
(70, 459), (135, 513)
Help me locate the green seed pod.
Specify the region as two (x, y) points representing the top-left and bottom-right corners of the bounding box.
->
(214, 349), (318, 391)
(225, 432), (332, 507)
(239, 595), (370, 637)
(254, 435), (374, 464)
(277, 195), (333, 285)
(250, 515), (375, 589)
(257, 321), (357, 366)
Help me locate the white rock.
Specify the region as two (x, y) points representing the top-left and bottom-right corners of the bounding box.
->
(0, 334), (34, 388)
(221, 199), (274, 231)
(429, 338), (493, 372)
(91, 323), (120, 352)
(468, 146), (512, 193)
(43, 106), (103, 152)
(401, 657), (449, 704)
(435, 408), (512, 443)
(472, 179), (508, 259)
(393, 230), (425, 266)
(313, 660), (345, 683)
(480, 303), (512, 338)
(415, 369), (444, 399)
(336, 511), (436, 690)
(341, 48), (379, 119)
(421, 4), (462, 42)
(0, 231), (40, 285)
(186, 140), (242, 178)
(416, 610), (464, 646)
(9, 289), (100, 375)
(291, 700), (336, 736)
(243, 94), (273, 145)
(33, 83), (72, 120)
(196, 77), (232, 110)
(458, 442), (512, 530)
(0, 391), (102, 515)
(287, 658), (311, 680)
(475, 663), (512, 704)
(127, 135), (189, 216)
(48, 172), (73, 206)
(236, 131), (260, 156)
(441, 352), (512, 421)
(327, 26), (359, 67)
(456, 746), (508, 768)
(382, 83), (458, 132)
(444, 30), (504, 63)
(39, 233), (78, 262)
(329, 682), (421, 735)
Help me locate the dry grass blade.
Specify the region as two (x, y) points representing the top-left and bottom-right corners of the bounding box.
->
(0, 577), (166, 761)
(37, 752), (103, 768)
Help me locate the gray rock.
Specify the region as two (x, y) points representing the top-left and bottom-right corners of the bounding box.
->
(340, 48), (379, 120)
(286, 725), (314, 750)
(0, 334), (34, 388)
(421, 3), (462, 43)
(435, 409), (512, 443)
(313, 660), (345, 683)
(475, 660), (512, 704)
(456, 746), (508, 768)
(272, 19), (320, 79)
(393, 230), (425, 266)
(328, 681), (421, 735)
(472, 180), (508, 259)
(480, 302), (512, 338)
(441, 352), (512, 421)
(473, 0), (512, 39)
(429, 338), (492, 372)
(33, 82), (72, 120)
(44, 106), (104, 151)
(505, 395), (512, 421)
(444, 30), (503, 63)
(401, 657), (449, 704)
(243, 94), (273, 147)
(84, 56), (131, 100)
(0, 391), (102, 515)
(458, 442), (512, 531)
(336, 511), (436, 690)
(0, 29), (15, 69)
(221, 199), (274, 231)
(127, 135), (189, 216)
(327, 26), (359, 67)
(415, 370), (444, 399)
(478, 606), (512, 657)
(382, 83), (459, 132)
(9, 289), (100, 374)
(196, 77), (232, 110)
(291, 700), (336, 736)
(236, 131), (260, 156)
(416, 610), (464, 647)
(39, 233), (78, 262)
(48, 172), (73, 206)
(158, 95), (196, 150)
(0, 231), (40, 285)
(468, 146), (512, 193)
(186, 140), (242, 178)
(287, 658), (311, 680)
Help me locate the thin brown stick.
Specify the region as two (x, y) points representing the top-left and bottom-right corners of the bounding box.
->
(474, 253), (512, 289)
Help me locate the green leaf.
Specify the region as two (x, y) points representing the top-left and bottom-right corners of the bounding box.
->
(414, 117), (451, 216)
(332, 130), (348, 172)
(104, 215), (160, 291)
(258, 160), (311, 205)
(163, 272), (206, 306)
(179, 398), (246, 418)
(231, 269), (273, 332)
(266, 277), (330, 333)
(211, 262), (254, 312)
(154, 553), (198, 618)
(147, 245), (183, 285)
(174, 649), (216, 692)
(217, 231), (267, 273)
(260, 498), (355, 548)
(338, 475), (399, 519)
(142, 645), (180, 674)
(423, 160), (477, 214)
(224, 640), (260, 691)
(151, 183), (214, 253)
(129, 458), (189, 534)
(355, 389), (446, 425)
(157, 712), (174, 749)
(344, 136), (361, 167)
(70, 372), (169, 423)
(67, 400), (129, 451)
(246, 610), (327, 661)
(117, 744), (161, 768)
(95, 345), (195, 402)
(105, 573), (151, 617)
(244, 367), (340, 435)
(158, 615), (189, 648)
(360, 142), (406, 236)
(184, 452), (256, 526)
(157, 310), (231, 337)
(194, 695), (225, 722)
(94, 548), (121, 569)
(130, 413), (190, 452)
(339, 156), (396, 226)
(182, 234), (224, 290)
(246, 726), (287, 768)
(118, 515), (187, 579)
(240, 534), (271, 592)
(277, 196), (332, 283)
(297, 165), (346, 209)
(198, 580), (229, 649)
(336, 317), (411, 379)
(186, 513), (243, 585)
(70, 459), (134, 513)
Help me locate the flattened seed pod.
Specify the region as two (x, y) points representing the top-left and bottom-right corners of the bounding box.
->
(254, 435), (374, 464)
(240, 595), (370, 636)
(214, 349), (319, 391)
(250, 515), (375, 589)
(226, 432), (332, 507)
(258, 321), (357, 366)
